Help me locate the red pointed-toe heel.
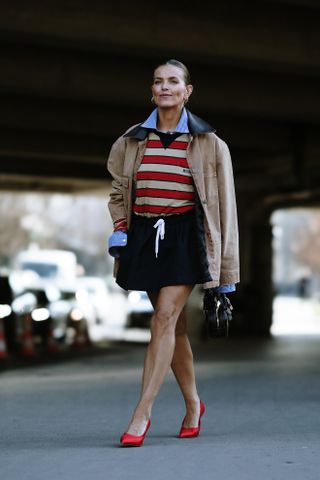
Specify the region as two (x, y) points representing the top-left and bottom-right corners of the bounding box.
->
(178, 400), (205, 438)
(120, 419), (151, 447)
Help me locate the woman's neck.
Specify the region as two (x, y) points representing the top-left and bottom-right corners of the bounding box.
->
(156, 107), (183, 132)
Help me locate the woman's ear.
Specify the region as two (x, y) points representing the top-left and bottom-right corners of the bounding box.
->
(186, 84), (194, 97)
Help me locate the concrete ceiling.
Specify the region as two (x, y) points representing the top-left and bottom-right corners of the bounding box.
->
(0, 0), (319, 196)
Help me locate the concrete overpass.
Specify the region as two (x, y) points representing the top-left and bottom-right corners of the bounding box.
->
(1, 0), (320, 334)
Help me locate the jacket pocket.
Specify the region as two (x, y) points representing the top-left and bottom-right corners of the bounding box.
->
(203, 173), (218, 206)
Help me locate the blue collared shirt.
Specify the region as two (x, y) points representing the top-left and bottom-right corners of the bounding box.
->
(141, 107), (236, 294)
(141, 107), (189, 134)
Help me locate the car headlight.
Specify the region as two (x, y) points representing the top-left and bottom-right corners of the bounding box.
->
(31, 308), (50, 321)
(70, 308), (83, 321)
(0, 304), (12, 319)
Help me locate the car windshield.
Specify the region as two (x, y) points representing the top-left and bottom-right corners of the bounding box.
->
(22, 262), (58, 278)
(59, 291), (76, 300)
(85, 286), (97, 294)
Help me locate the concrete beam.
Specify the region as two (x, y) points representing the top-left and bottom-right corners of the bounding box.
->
(0, 94), (298, 151)
(1, 127), (320, 194)
(0, 151), (105, 180)
(0, 95), (142, 137)
(0, 1), (319, 74)
(263, 0), (320, 9)
(1, 45), (320, 121)
(0, 128), (107, 165)
(0, 173), (107, 193)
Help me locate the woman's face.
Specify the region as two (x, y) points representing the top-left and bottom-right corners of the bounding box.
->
(151, 64), (193, 109)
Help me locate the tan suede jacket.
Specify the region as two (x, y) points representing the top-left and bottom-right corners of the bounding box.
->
(107, 110), (240, 289)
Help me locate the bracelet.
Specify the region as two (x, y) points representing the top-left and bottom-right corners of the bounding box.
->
(114, 218), (128, 232)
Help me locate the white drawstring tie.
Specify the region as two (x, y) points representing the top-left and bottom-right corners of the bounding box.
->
(153, 219), (165, 258)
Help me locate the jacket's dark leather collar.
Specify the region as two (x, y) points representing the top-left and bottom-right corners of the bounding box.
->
(123, 109), (216, 140)
(187, 110), (216, 135)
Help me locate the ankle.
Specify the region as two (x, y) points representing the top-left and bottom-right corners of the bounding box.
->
(184, 396), (200, 408)
(134, 402), (152, 420)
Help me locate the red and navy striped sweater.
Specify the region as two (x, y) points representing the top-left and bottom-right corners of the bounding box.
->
(133, 132), (195, 217)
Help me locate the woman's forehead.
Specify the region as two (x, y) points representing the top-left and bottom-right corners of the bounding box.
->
(153, 64), (184, 79)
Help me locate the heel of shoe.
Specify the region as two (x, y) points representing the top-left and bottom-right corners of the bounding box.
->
(178, 400), (205, 439)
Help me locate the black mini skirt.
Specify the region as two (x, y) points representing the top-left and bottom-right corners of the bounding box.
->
(116, 209), (204, 292)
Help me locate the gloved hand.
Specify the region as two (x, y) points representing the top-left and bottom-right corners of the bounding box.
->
(108, 230), (127, 258)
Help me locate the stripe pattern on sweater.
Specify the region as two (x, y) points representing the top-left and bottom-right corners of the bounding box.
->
(133, 132), (195, 217)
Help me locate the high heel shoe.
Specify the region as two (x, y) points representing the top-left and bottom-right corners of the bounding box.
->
(120, 419), (151, 447)
(178, 400), (205, 438)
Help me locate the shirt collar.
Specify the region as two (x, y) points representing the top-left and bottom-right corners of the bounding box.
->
(140, 107), (189, 134)
(123, 109), (216, 140)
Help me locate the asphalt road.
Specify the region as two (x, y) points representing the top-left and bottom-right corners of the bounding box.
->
(1, 336), (320, 480)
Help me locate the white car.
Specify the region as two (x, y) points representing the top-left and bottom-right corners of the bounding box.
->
(48, 286), (96, 341)
(77, 277), (111, 325)
(76, 276), (128, 341)
(126, 291), (153, 328)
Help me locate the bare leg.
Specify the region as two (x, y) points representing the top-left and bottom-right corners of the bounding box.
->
(147, 293), (201, 428)
(124, 284), (193, 435)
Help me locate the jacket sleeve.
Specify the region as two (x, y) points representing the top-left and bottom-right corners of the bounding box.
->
(216, 139), (240, 285)
(107, 136), (127, 227)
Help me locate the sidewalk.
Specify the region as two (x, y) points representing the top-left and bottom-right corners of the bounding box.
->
(1, 336), (319, 480)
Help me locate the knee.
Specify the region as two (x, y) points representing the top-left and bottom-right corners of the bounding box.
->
(151, 306), (178, 337)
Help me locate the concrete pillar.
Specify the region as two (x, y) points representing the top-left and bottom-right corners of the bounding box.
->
(231, 192), (273, 336)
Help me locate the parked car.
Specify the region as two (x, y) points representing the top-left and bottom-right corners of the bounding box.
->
(126, 291), (153, 328)
(14, 248), (78, 284)
(12, 287), (53, 348)
(76, 276), (111, 325)
(0, 274), (17, 352)
(76, 276), (129, 341)
(49, 286), (95, 342)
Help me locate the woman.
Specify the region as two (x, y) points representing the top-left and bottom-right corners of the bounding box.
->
(107, 59), (239, 447)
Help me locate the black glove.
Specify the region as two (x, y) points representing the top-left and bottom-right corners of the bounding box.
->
(203, 289), (233, 338)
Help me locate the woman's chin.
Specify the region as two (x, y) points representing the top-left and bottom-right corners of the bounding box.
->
(156, 101), (182, 110)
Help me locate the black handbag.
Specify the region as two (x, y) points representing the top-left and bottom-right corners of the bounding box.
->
(203, 289), (233, 338)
